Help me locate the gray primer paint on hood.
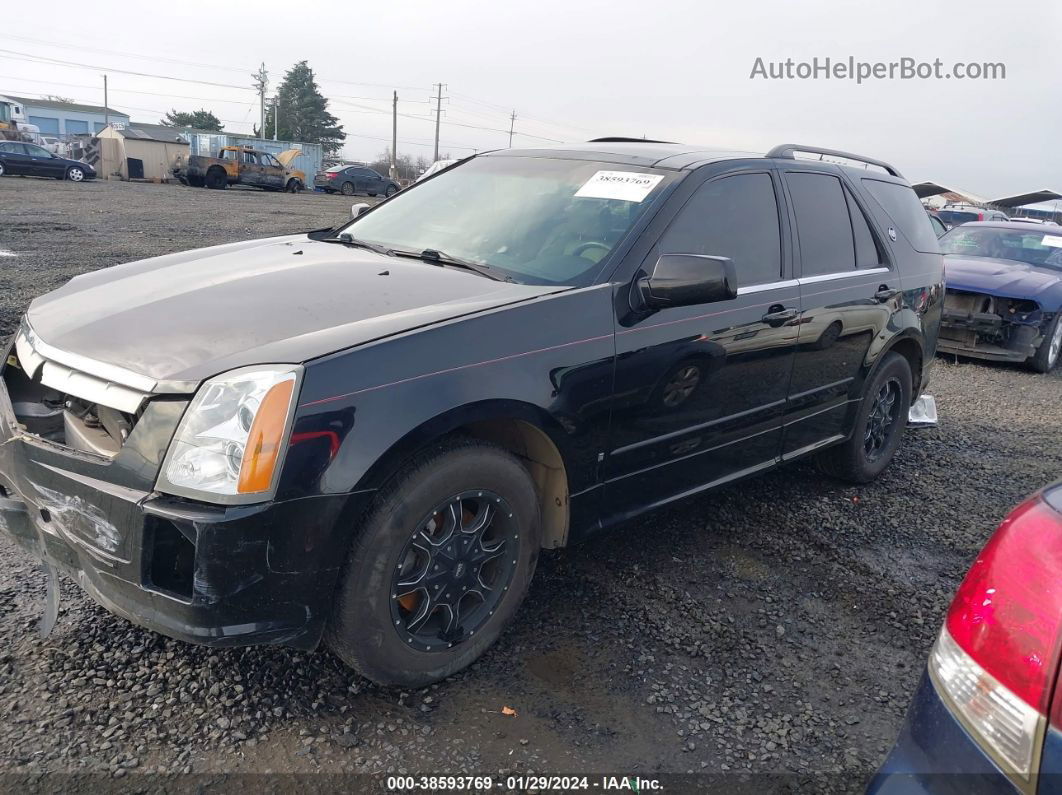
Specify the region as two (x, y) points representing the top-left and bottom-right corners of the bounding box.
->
(27, 235), (565, 387)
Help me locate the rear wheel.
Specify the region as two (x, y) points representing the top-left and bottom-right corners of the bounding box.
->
(816, 352), (912, 483)
(205, 168), (227, 189)
(340, 181), (355, 196)
(0, 162), (5, 178)
(1027, 314), (1062, 373)
(327, 438), (540, 687)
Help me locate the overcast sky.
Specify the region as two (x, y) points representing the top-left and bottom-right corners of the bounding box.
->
(2, 0), (1058, 199)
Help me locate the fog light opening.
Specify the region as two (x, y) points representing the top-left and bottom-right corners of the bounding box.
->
(146, 518), (196, 600)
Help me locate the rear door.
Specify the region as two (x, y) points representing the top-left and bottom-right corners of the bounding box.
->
(603, 167), (799, 518)
(0, 141), (28, 175)
(780, 168), (896, 457)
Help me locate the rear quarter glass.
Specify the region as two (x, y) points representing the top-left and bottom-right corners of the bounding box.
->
(862, 178), (942, 254)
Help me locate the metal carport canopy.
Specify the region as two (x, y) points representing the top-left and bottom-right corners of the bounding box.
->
(989, 189), (1062, 208)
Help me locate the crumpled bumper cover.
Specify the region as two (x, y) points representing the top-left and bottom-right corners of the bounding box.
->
(0, 379), (362, 650)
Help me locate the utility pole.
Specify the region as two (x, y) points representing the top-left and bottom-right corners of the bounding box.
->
(103, 75), (109, 129)
(252, 63), (268, 140)
(273, 96), (278, 141)
(508, 110), (516, 148)
(390, 90), (398, 180)
(432, 82), (446, 162)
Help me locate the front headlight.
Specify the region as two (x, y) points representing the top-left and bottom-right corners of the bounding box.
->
(157, 365), (302, 504)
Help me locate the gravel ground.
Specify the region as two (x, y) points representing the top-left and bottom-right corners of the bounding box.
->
(1, 177), (1060, 792)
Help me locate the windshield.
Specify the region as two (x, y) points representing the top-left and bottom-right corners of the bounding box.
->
(941, 226), (1062, 269)
(339, 156), (672, 286)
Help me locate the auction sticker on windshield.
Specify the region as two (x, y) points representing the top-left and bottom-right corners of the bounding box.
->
(575, 171), (664, 202)
(1042, 234), (1062, 248)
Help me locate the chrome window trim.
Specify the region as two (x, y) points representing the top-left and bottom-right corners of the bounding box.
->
(797, 266), (889, 285)
(737, 279), (799, 295)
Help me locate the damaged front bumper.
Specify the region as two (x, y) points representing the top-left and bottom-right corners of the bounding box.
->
(937, 289), (1050, 363)
(0, 371), (361, 651)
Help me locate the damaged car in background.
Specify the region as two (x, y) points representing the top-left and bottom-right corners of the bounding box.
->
(0, 140), (942, 687)
(938, 222), (1062, 372)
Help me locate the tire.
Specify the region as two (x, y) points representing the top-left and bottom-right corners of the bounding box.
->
(205, 168), (227, 189)
(66, 166), (85, 182)
(816, 351), (912, 483)
(1027, 313), (1062, 374)
(385, 185), (398, 197)
(286, 179), (302, 193)
(340, 181), (355, 196)
(327, 438), (541, 687)
(0, 161), (5, 178)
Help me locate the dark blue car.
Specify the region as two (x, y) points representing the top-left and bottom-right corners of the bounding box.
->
(870, 482), (1062, 794)
(0, 140), (95, 182)
(936, 222), (1062, 372)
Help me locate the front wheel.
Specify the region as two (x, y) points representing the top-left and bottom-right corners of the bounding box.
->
(327, 439), (541, 687)
(286, 179), (302, 193)
(385, 185), (398, 197)
(0, 161), (5, 177)
(66, 166), (85, 182)
(816, 351), (912, 483)
(1027, 314), (1062, 373)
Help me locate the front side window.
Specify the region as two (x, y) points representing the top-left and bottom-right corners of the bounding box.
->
(656, 172), (782, 286)
(261, 153), (279, 168)
(342, 156), (672, 286)
(787, 172), (857, 276)
(24, 144), (50, 157)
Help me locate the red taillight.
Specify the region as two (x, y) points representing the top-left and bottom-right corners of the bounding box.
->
(326, 172), (337, 179)
(978, 211), (985, 221)
(946, 495), (1062, 713)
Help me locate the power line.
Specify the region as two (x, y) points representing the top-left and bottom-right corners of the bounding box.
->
(0, 74), (257, 105)
(0, 48), (254, 91)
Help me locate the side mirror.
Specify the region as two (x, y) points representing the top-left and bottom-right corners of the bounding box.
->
(350, 202), (370, 219)
(637, 254), (737, 309)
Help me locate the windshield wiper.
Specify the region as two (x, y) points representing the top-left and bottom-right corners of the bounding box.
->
(391, 248), (508, 281)
(321, 233), (394, 257)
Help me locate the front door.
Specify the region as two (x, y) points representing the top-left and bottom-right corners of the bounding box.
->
(602, 169), (799, 522)
(259, 153), (286, 189)
(240, 151), (265, 187)
(780, 168), (896, 457)
(23, 143), (64, 177)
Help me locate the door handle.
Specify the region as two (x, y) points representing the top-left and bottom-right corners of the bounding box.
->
(762, 305), (799, 326)
(874, 285), (901, 303)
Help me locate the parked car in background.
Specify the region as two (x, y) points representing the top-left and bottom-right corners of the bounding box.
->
(315, 164), (399, 196)
(938, 203), (1010, 227)
(937, 222), (1062, 372)
(870, 481), (1062, 794)
(417, 158), (458, 182)
(37, 135), (60, 154)
(176, 146), (305, 192)
(0, 140), (942, 687)
(927, 211), (948, 238)
(0, 141), (95, 181)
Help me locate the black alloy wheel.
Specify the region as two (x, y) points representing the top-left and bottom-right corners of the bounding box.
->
(390, 491), (518, 652)
(864, 378), (901, 462)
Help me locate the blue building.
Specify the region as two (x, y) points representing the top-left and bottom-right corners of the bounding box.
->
(4, 95), (130, 137)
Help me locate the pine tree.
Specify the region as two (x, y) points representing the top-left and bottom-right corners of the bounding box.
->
(160, 109), (223, 131)
(259, 61), (345, 154)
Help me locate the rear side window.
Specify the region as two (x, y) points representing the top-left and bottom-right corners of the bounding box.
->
(786, 172), (856, 276)
(843, 186), (884, 268)
(862, 178), (941, 253)
(657, 172), (782, 285)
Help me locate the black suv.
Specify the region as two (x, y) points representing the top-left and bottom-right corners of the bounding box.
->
(0, 141), (943, 686)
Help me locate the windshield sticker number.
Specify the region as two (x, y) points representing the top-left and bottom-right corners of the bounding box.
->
(575, 171), (664, 203)
(1042, 234), (1062, 248)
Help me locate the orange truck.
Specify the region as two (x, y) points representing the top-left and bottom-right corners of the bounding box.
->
(176, 146), (306, 192)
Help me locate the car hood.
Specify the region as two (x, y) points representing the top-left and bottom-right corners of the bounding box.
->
(26, 235), (564, 390)
(944, 255), (1062, 300)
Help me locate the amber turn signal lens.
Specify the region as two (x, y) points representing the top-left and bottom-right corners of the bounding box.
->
(237, 379), (295, 493)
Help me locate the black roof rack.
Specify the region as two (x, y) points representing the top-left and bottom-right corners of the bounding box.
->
(767, 144), (903, 179)
(587, 136), (677, 144)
